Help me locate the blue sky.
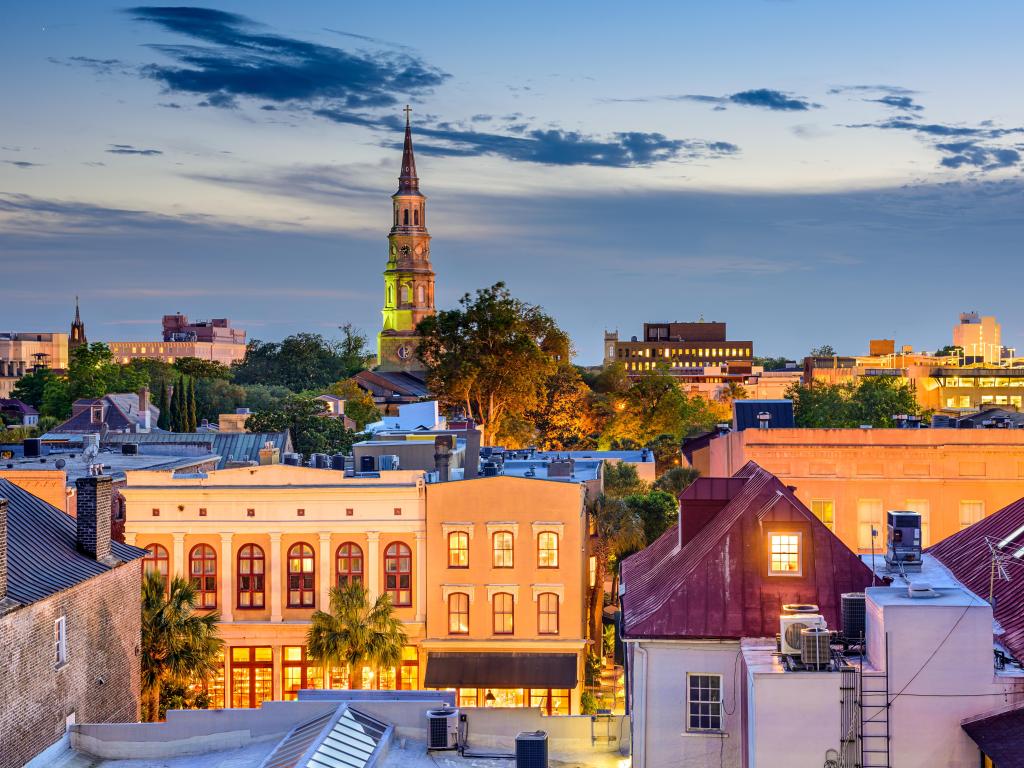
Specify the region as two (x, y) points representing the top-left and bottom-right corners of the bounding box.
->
(2, 1), (1024, 363)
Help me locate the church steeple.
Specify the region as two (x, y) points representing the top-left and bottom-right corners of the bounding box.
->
(397, 105), (420, 196)
(70, 295), (87, 352)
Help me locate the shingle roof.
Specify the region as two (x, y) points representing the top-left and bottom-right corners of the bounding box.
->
(927, 496), (1024, 660)
(621, 461), (875, 639)
(53, 393), (159, 433)
(0, 479), (146, 606)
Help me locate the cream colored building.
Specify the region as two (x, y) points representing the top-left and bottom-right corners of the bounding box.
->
(108, 339), (245, 366)
(0, 332), (69, 397)
(121, 464), (427, 707)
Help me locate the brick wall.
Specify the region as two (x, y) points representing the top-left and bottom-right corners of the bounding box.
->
(0, 558), (141, 768)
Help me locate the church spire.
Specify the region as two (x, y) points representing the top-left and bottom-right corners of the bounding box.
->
(397, 105), (420, 195)
(74, 295), (81, 324)
(70, 295), (87, 352)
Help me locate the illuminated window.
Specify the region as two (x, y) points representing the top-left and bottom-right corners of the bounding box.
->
(686, 673), (722, 732)
(237, 544), (265, 609)
(857, 499), (884, 550)
(231, 647), (273, 709)
(537, 532), (559, 568)
(905, 500), (930, 547)
(189, 544), (217, 608)
(589, 556), (597, 587)
(287, 542), (315, 607)
(493, 592), (514, 635)
(538, 593), (559, 635)
(336, 542), (363, 587)
(768, 533), (801, 576)
(143, 543), (169, 585)
(448, 531), (469, 568)
(283, 646), (323, 700)
(384, 542), (412, 606)
(959, 500), (984, 529)
(811, 500), (835, 532)
(492, 531), (514, 568)
(448, 592), (469, 634)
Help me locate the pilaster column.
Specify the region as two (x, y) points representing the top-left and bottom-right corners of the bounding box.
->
(272, 644), (284, 702)
(414, 531), (426, 622)
(219, 532), (233, 623)
(172, 532), (185, 581)
(318, 532), (332, 611)
(366, 532), (381, 601)
(269, 532), (283, 622)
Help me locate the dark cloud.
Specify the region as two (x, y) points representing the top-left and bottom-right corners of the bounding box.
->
(828, 84), (917, 96)
(846, 119), (1024, 172)
(848, 119), (1024, 139)
(609, 88), (818, 111)
(869, 95), (924, 112)
(3, 160), (42, 168)
(106, 144), (163, 156)
(158, 102), (182, 109)
(936, 142), (1021, 170)
(124, 6), (449, 114)
(48, 56), (132, 76)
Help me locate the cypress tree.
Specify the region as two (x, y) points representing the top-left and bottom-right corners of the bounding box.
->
(170, 377), (183, 432)
(187, 378), (198, 432)
(156, 383), (170, 430)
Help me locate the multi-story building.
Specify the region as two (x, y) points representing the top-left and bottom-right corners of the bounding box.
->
(0, 331), (69, 397)
(604, 321), (753, 378)
(121, 464), (427, 707)
(953, 311), (1006, 364)
(108, 314), (247, 366)
(422, 475), (589, 714)
(0, 475), (145, 768)
(696, 426), (1024, 552)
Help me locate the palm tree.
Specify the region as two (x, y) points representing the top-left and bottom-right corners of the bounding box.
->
(140, 571), (223, 722)
(586, 495), (645, 649)
(307, 582), (407, 690)
(653, 466), (700, 497)
(717, 381), (750, 404)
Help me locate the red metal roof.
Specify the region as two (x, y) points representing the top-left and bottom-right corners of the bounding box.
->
(621, 461), (875, 639)
(927, 496), (1024, 661)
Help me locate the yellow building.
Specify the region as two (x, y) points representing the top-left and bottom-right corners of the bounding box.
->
(422, 476), (589, 715)
(121, 464), (427, 707)
(0, 332), (69, 397)
(698, 427), (1024, 553)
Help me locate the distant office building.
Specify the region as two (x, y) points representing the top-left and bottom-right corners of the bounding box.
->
(953, 311), (1004, 365)
(604, 321), (753, 376)
(107, 314), (247, 366)
(0, 332), (69, 398)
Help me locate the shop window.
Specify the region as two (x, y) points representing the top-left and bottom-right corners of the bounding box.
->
(231, 647), (273, 709)
(283, 646), (324, 700)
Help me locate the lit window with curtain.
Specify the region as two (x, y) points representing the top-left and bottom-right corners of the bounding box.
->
(768, 533), (801, 576)
(448, 531), (469, 568)
(537, 532), (559, 568)
(492, 531), (514, 568)
(448, 592), (469, 634)
(493, 592), (514, 635)
(538, 593), (559, 635)
(811, 500), (835, 532)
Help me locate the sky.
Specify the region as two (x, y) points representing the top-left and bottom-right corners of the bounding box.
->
(2, 1), (1024, 364)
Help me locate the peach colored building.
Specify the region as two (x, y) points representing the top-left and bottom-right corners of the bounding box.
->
(423, 475), (588, 714)
(695, 428), (1024, 553)
(121, 464), (427, 707)
(0, 332), (69, 397)
(108, 338), (246, 366)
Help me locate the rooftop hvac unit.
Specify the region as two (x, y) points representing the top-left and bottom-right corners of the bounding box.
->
(515, 731), (548, 768)
(379, 454), (400, 471)
(800, 627), (831, 670)
(841, 592), (866, 643)
(885, 510), (923, 573)
(782, 603), (819, 614)
(780, 613), (826, 656)
(283, 453), (301, 466)
(330, 454), (346, 471)
(121, 443), (139, 455)
(426, 706), (459, 750)
(359, 455), (376, 473)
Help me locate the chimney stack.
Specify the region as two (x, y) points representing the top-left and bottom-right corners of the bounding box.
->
(138, 386), (151, 432)
(434, 435), (454, 482)
(76, 475), (113, 563)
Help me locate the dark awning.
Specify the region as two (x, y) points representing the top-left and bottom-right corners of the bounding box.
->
(424, 652), (578, 689)
(962, 705), (1024, 768)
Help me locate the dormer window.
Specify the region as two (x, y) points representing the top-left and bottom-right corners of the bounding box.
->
(90, 404), (103, 424)
(768, 533), (802, 576)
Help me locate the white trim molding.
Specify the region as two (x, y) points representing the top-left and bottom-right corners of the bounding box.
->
(440, 584), (476, 603)
(485, 521), (519, 538)
(441, 522), (475, 540)
(531, 521), (565, 538)
(530, 583), (565, 602)
(485, 584), (520, 602)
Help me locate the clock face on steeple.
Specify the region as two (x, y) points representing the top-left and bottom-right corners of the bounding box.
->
(397, 344), (412, 360)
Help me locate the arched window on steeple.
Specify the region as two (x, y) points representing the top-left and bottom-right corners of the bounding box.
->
(413, 209), (419, 226)
(403, 209), (409, 226)
(401, 284), (411, 304)
(387, 285), (393, 305)
(417, 285), (424, 304)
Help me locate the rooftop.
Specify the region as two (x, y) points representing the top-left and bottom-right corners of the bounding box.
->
(1, 448), (220, 485)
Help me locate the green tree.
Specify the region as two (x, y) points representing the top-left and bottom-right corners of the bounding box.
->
(718, 381), (749, 403)
(195, 378), (247, 423)
(625, 490), (679, 546)
(186, 378), (198, 432)
(41, 377), (71, 421)
(849, 376), (919, 427)
(156, 383), (171, 430)
(934, 345), (963, 359)
(174, 357), (232, 380)
(325, 379), (381, 430)
(788, 376), (920, 428)
(67, 343), (148, 403)
(587, 495), (645, 645)
(11, 367), (57, 409)
(140, 572), (222, 722)
(233, 326), (373, 392)
(306, 582), (407, 690)
(246, 396), (359, 456)
(169, 377), (183, 432)
(240, 383), (294, 413)
(752, 356), (792, 372)
(787, 381), (848, 428)
(810, 344), (837, 357)
(653, 466), (700, 497)
(531, 364), (597, 450)
(416, 282), (565, 445)
(602, 461), (648, 498)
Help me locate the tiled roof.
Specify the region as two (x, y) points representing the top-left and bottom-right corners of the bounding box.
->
(621, 461), (875, 639)
(927, 496), (1024, 660)
(0, 479), (146, 605)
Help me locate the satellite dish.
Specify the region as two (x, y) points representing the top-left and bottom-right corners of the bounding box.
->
(55, 458), (66, 469)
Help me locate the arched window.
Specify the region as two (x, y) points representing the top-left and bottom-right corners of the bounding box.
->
(538, 593), (559, 635)
(384, 542), (412, 606)
(537, 532), (559, 568)
(287, 543), (315, 607)
(387, 285), (393, 305)
(143, 543), (169, 584)
(493, 592), (514, 635)
(189, 544), (217, 609)
(336, 542), (364, 587)
(401, 284), (411, 303)
(448, 532), (469, 568)
(403, 209), (409, 226)
(492, 531), (514, 568)
(448, 593), (469, 634)
(413, 209), (419, 225)
(237, 544), (265, 609)
(417, 285), (425, 303)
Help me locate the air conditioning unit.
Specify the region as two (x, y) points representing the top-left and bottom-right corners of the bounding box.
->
(426, 706), (459, 750)
(780, 613), (826, 656)
(379, 454), (401, 471)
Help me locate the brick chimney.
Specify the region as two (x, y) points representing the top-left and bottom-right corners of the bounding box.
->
(138, 386), (151, 432)
(434, 435), (454, 482)
(76, 475), (114, 563)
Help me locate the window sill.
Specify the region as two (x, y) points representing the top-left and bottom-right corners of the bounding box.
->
(683, 730), (728, 738)
(55, 661), (69, 671)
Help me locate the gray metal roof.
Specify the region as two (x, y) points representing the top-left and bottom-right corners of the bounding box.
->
(0, 479), (147, 606)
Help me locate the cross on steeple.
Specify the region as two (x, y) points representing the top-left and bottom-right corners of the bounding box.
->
(403, 104), (412, 127)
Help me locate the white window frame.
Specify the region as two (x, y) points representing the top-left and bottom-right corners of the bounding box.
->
(768, 532), (803, 577)
(686, 672), (723, 732)
(54, 616), (67, 668)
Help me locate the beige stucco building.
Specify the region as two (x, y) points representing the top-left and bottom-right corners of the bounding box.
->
(0, 332), (69, 397)
(695, 427), (1024, 553)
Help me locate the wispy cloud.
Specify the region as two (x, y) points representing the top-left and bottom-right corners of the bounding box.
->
(3, 160), (43, 168)
(607, 88), (820, 112)
(106, 144), (162, 156)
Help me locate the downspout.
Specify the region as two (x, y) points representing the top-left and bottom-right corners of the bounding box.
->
(636, 642), (649, 768)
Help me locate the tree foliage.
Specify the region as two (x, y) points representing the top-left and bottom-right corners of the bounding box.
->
(787, 376), (920, 428)
(140, 572), (222, 722)
(809, 344), (837, 357)
(530, 364), (596, 450)
(246, 395), (359, 456)
(29, 343), (150, 420)
(625, 490), (679, 547)
(306, 582), (407, 689)
(752, 356), (792, 372)
(325, 379), (381, 430)
(586, 494), (645, 644)
(653, 465), (700, 497)
(603, 461), (648, 498)
(233, 327), (373, 392)
(417, 283), (566, 444)
(11, 367), (57, 410)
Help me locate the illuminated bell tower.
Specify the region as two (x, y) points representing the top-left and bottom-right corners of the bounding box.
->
(377, 106), (435, 371)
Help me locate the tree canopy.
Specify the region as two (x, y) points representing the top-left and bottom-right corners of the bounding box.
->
(809, 344), (837, 357)
(787, 376), (920, 428)
(246, 395), (359, 456)
(325, 379), (380, 430)
(417, 282), (567, 445)
(233, 326), (373, 392)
